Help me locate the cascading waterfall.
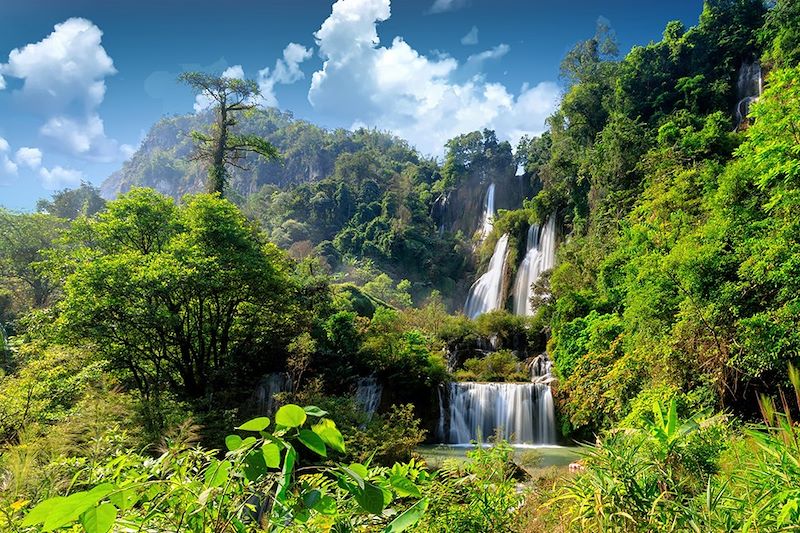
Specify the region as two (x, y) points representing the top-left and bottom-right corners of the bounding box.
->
(464, 234), (509, 319)
(735, 59), (763, 127)
(254, 373), (292, 414)
(443, 211), (559, 445)
(446, 379), (555, 445)
(355, 377), (382, 420)
(512, 215), (557, 316)
(479, 183), (496, 239)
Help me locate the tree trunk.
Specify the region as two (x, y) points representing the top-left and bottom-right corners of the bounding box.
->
(210, 99), (228, 195)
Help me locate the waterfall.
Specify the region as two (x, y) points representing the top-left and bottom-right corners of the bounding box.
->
(446, 379), (555, 445)
(437, 384), (446, 441)
(511, 215), (557, 316)
(464, 234), (509, 319)
(254, 373), (292, 414)
(355, 377), (382, 420)
(735, 59), (763, 127)
(480, 183), (496, 239)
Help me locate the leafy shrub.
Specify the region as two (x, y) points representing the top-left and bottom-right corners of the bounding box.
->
(455, 350), (529, 382)
(7, 404), (429, 532)
(419, 440), (526, 532)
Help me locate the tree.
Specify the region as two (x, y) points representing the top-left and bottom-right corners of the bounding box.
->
(36, 181), (106, 219)
(179, 72), (280, 195)
(0, 210), (65, 309)
(54, 188), (297, 414)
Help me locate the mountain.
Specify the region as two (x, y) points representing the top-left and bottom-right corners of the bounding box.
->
(101, 108), (418, 200)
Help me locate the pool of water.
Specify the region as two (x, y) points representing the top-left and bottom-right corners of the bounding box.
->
(417, 444), (582, 469)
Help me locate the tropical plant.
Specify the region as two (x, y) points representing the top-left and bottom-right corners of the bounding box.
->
(10, 404), (428, 532)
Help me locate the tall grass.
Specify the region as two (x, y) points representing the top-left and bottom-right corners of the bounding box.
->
(550, 368), (800, 532)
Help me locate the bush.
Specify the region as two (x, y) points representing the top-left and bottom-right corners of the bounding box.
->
(6, 405), (430, 532)
(455, 350), (530, 382)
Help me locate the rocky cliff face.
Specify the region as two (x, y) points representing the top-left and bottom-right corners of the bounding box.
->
(432, 173), (532, 237)
(101, 108), (387, 200)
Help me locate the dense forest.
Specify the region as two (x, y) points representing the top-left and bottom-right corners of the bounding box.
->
(1, 0), (800, 530)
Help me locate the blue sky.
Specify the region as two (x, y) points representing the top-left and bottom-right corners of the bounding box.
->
(0, 0), (702, 210)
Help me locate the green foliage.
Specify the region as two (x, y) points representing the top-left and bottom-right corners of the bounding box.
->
(10, 405), (429, 532)
(0, 344), (107, 442)
(179, 72), (279, 195)
(456, 350), (529, 382)
(36, 182), (106, 220)
(553, 399), (729, 531)
(551, 310), (623, 380)
(419, 440), (526, 532)
(52, 189), (300, 428)
(0, 210), (65, 311)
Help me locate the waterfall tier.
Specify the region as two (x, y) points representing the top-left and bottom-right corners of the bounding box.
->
(480, 183), (496, 239)
(355, 376), (382, 420)
(445, 380), (555, 445)
(254, 373), (292, 414)
(464, 234), (509, 319)
(735, 59), (763, 127)
(512, 215), (557, 316)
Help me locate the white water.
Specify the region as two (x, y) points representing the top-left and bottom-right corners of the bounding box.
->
(480, 183), (496, 239)
(464, 234), (509, 319)
(355, 377), (382, 420)
(512, 215), (557, 316)
(735, 59), (763, 127)
(446, 376), (556, 444)
(254, 373), (292, 414)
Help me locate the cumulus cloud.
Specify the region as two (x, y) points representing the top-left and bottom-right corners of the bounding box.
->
(258, 43), (313, 107)
(309, 0), (560, 156)
(0, 18), (128, 162)
(0, 137), (18, 177)
(15, 147), (42, 170)
(428, 0), (468, 14)
(461, 26), (479, 45)
(193, 64), (246, 112)
(0, 137), (82, 189)
(39, 165), (83, 190)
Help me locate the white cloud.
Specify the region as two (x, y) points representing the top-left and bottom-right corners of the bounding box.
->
(461, 26), (479, 45)
(309, 0), (560, 156)
(429, 0), (468, 14)
(192, 64), (247, 112)
(0, 18), (128, 162)
(0, 137), (17, 177)
(0, 137), (83, 189)
(15, 147), (42, 170)
(39, 165), (83, 190)
(258, 43), (313, 107)
(222, 65), (244, 80)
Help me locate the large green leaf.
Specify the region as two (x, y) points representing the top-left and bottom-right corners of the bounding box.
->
(275, 404), (307, 427)
(303, 405), (329, 417)
(225, 434), (243, 451)
(21, 497), (65, 528)
(80, 503), (117, 533)
(244, 449), (268, 481)
(384, 498), (429, 532)
(389, 475), (422, 498)
(108, 487), (138, 511)
(355, 482), (386, 515)
(40, 484), (115, 531)
(313, 418), (345, 453)
(262, 442), (281, 468)
(237, 417), (270, 432)
(298, 429), (327, 457)
(204, 460), (231, 488)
